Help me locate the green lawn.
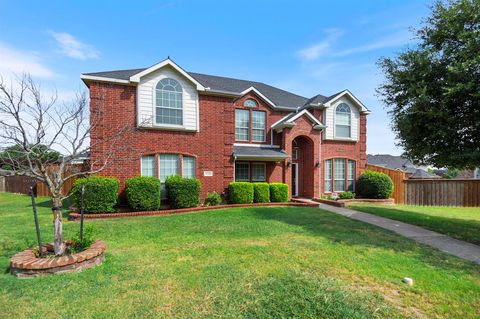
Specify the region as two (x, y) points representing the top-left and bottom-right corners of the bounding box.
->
(348, 203), (480, 245)
(0, 193), (479, 319)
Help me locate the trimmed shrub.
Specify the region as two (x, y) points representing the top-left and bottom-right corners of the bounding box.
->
(269, 183), (289, 202)
(228, 182), (254, 204)
(72, 176), (119, 213)
(204, 191), (222, 206)
(165, 176), (201, 208)
(125, 176), (161, 211)
(338, 191), (355, 200)
(357, 170), (394, 199)
(253, 183), (270, 203)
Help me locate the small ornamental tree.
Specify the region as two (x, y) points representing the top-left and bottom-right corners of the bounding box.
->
(0, 74), (133, 255)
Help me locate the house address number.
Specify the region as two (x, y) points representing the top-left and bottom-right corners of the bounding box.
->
(203, 171), (213, 177)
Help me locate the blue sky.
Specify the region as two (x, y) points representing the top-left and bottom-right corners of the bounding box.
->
(0, 0), (431, 155)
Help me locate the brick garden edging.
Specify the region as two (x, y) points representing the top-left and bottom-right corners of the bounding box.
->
(10, 240), (106, 278)
(68, 202), (318, 220)
(313, 198), (395, 207)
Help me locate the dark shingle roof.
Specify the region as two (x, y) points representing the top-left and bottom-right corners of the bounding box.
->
(233, 145), (288, 160)
(83, 68), (314, 109)
(410, 169), (441, 179)
(367, 154), (418, 174)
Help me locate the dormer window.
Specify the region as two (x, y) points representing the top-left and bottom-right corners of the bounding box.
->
(244, 98), (258, 107)
(155, 78), (183, 125)
(335, 103), (351, 138)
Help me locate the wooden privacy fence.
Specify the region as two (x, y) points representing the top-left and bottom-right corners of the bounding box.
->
(404, 179), (480, 207)
(366, 164), (407, 204)
(3, 175), (38, 195)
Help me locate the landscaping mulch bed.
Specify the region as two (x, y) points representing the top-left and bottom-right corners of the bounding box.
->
(313, 198), (395, 207)
(68, 202), (318, 220)
(10, 240), (106, 278)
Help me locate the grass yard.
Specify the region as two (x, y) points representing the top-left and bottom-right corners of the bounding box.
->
(348, 203), (480, 245)
(0, 193), (479, 319)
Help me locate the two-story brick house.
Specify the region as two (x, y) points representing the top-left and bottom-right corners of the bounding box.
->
(81, 58), (369, 199)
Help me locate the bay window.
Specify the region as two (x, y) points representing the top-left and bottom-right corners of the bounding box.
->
(182, 156), (196, 179)
(324, 158), (356, 193)
(141, 155), (156, 177)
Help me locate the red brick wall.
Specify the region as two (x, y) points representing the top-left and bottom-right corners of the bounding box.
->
(89, 81), (367, 200)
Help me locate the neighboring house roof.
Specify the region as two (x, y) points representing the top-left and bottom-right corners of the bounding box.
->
(456, 169), (480, 179)
(410, 168), (441, 179)
(81, 58), (370, 112)
(367, 154), (419, 174)
(233, 145), (289, 161)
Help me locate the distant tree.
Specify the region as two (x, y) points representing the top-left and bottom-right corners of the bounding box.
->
(0, 74), (132, 255)
(443, 168), (459, 179)
(377, 0), (480, 169)
(0, 144), (60, 170)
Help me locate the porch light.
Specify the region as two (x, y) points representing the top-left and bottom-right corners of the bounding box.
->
(287, 161), (291, 167)
(315, 161), (320, 168)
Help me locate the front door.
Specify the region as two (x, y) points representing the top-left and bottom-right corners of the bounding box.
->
(292, 163), (298, 197)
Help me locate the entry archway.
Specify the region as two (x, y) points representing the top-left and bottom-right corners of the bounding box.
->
(291, 135), (315, 197)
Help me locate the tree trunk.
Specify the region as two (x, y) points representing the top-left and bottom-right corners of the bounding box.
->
(52, 196), (65, 255)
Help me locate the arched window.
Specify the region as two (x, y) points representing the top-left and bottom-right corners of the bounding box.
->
(244, 98), (257, 107)
(335, 103), (351, 138)
(155, 78), (183, 125)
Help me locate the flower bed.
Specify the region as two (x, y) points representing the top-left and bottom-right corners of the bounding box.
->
(313, 198), (395, 207)
(68, 202), (318, 220)
(10, 240), (106, 278)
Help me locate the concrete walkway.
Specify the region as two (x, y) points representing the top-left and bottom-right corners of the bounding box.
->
(304, 200), (480, 265)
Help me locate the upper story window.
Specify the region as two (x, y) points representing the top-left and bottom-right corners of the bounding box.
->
(235, 109), (250, 141)
(235, 109), (266, 142)
(335, 103), (351, 138)
(155, 78), (183, 125)
(244, 98), (258, 107)
(252, 111), (266, 142)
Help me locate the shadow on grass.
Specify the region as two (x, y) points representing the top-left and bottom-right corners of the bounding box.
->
(249, 206), (477, 270)
(348, 205), (480, 246)
(28, 196), (73, 219)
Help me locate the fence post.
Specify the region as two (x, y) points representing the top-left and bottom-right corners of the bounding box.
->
(29, 186), (43, 257)
(80, 185), (85, 242)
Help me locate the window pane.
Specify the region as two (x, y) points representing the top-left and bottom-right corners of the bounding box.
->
(244, 99), (257, 107)
(159, 154), (179, 182)
(182, 156), (195, 179)
(334, 159), (346, 192)
(347, 160), (355, 191)
(324, 159), (332, 192)
(251, 163), (266, 181)
(156, 78), (183, 125)
(235, 109), (250, 141)
(141, 155), (155, 177)
(252, 111), (265, 142)
(235, 163), (249, 181)
(335, 125), (351, 138)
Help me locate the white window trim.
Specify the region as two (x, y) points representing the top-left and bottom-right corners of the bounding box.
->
(235, 109), (250, 142)
(154, 78), (185, 127)
(334, 103), (352, 139)
(252, 111), (266, 142)
(182, 156), (196, 179)
(324, 159), (332, 193)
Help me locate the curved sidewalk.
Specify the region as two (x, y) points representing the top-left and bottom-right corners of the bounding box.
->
(316, 203), (480, 265)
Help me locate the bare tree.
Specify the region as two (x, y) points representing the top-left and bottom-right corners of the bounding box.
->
(0, 74), (131, 255)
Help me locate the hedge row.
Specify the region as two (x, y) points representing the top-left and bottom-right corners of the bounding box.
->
(72, 177), (290, 213)
(228, 182), (289, 204)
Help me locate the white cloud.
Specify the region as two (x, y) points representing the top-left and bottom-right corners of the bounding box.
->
(49, 31), (99, 60)
(296, 28), (344, 61)
(0, 42), (56, 79)
(334, 31), (411, 57)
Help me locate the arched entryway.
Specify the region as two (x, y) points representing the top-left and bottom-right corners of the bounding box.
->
(291, 136), (315, 197)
